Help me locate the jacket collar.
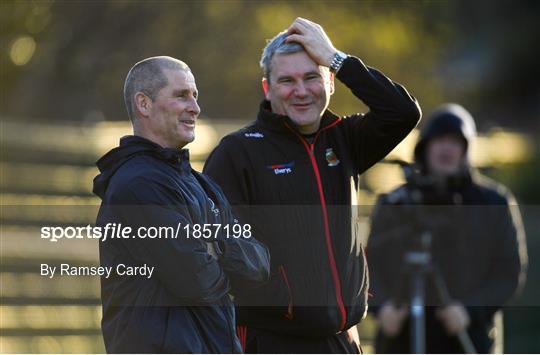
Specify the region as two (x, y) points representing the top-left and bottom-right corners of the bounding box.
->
(118, 135), (191, 171)
(256, 100), (341, 136)
(93, 135), (192, 198)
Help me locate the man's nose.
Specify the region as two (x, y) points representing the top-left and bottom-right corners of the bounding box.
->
(187, 97), (201, 116)
(293, 82), (308, 97)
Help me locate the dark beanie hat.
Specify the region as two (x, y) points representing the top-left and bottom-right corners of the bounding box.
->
(414, 103), (477, 164)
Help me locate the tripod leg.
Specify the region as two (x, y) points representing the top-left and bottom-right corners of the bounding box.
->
(432, 267), (477, 354)
(410, 272), (426, 354)
(457, 332), (477, 354)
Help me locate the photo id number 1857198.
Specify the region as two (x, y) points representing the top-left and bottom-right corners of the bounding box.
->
(184, 223), (252, 239)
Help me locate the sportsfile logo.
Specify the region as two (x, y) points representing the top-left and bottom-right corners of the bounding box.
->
(267, 161), (294, 175)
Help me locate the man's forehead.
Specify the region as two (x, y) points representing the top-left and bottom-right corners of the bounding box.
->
(271, 51), (322, 75)
(163, 69), (197, 88)
(430, 133), (465, 146)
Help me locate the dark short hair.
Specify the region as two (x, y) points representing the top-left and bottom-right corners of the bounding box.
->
(123, 56), (189, 121)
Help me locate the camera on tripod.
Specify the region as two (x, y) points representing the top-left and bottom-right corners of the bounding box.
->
(380, 158), (477, 354)
(387, 158), (465, 206)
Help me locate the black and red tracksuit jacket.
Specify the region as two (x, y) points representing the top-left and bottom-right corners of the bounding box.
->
(203, 56), (421, 337)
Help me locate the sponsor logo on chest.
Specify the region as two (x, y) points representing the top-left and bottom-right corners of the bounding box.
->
(267, 161), (295, 175)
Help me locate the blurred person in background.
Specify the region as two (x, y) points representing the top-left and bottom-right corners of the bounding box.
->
(367, 103), (528, 353)
(204, 18), (421, 353)
(93, 56), (270, 353)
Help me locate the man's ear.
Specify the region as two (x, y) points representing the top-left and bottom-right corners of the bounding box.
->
(328, 72), (335, 95)
(262, 77), (271, 101)
(135, 92), (152, 119)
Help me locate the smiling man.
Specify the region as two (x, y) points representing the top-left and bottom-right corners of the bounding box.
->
(204, 19), (421, 353)
(93, 56), (270, 353)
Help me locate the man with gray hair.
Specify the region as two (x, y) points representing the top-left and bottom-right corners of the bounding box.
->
(204, 18), (421, 353)
(93, 56), (270, 353)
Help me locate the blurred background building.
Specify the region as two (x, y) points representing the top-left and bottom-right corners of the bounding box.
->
(1, 0), (539, 353)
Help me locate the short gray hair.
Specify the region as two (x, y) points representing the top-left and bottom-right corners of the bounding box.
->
(260, 30), (305, 81)
(123, 56), (190, 122)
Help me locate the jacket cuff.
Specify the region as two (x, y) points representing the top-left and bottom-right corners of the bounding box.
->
(335, 56), (367, 84)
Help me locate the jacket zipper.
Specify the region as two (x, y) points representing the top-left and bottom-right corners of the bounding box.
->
(278, 265), (294, 320)
(284, 120), (347, 331)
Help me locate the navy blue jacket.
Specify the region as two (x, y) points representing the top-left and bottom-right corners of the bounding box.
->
(93, 135), (270, 353)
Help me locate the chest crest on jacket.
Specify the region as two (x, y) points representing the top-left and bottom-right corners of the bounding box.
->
(207, 197), (220, 217)
(325, 148), (340, 167)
